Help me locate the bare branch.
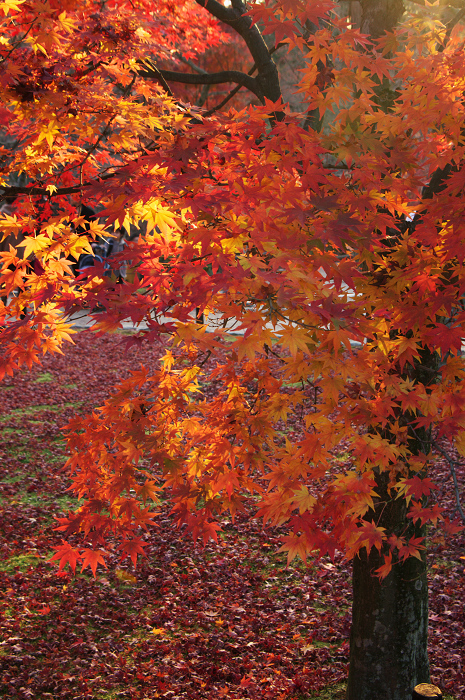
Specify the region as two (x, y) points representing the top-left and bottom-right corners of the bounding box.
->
(204, 81), (244, 116)
(160, 69), (260, 97)
(0, 170), (116, 201)
(138, 60), (260, 100)
(203, 43), (286, 116)
(175, 53), (208, 75)
(0, 17), (38, 66)
(194, 0), (281, 104)
(79, 60), (103, 79)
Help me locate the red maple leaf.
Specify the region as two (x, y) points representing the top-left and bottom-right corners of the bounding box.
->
(48, 540), (81, 574)
(118, 537), (148, 566)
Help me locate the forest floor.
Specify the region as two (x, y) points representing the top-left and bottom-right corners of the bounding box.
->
(0, 331), (464, 700)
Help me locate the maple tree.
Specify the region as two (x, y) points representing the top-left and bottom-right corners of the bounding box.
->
(1, 0), (465, 698)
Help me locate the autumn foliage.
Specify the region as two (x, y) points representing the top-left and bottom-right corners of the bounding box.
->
(1, 0), (465, 586)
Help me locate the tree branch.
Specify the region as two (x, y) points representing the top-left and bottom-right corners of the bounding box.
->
(194, 0), (281, 105)
(204, 81), (244, 116)
(138, 60), (260, 100)
(175, 53), (208, 75)
(137, 60), (173, 97)
(204, 42), (286, 116)
(160, 69), (260, 96)
(0, 171), (116, 201)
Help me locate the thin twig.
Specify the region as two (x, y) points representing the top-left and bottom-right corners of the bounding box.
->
(0, 17), (38, 65)
(78, 113), (117, 186)
(198, 350), (212, 367)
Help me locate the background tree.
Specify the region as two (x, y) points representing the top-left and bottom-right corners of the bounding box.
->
(1, 1), (465, 699)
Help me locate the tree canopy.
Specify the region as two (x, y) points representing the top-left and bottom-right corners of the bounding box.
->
(1, 0), (465, 675)
(4, 0), (465, 696)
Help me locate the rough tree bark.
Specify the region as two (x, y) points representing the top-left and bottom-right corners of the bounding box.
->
(347, 340), (442, 699)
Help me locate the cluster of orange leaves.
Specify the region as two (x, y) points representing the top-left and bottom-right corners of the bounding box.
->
(1, 0), (465, 578)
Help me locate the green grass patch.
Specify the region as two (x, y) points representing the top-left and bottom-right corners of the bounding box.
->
(0, 427), (25, 436)
(0, 490), (79, 512)
(3, 402), (80, 420)
(94, 686), (133, 699)
(306, 683), (346, 699)
(33, 372), (54, 384)
(0, 472), (26, 484)
(40, 448), (66, 464)
(0, 553), (41, 574)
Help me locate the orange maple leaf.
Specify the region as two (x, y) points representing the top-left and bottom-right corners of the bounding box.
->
(374, 551), (393, 580)
(80, 548), (108, 576)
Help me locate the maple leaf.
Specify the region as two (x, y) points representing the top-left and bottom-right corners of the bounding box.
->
(80, 548), (108, 576)
(278, 534), (309, 565)
(407, 501), (444, 527)
(48, 540), (81, 574)
(17, 234), (51, 259)
(442, 517), (464, 536)
(396, 476), (437, 503)
(136, 478), (161, 504)
(287, 486), (317, 515)
(118, 537), (147, 566)
(397, 536), (425, 563)
(0, 0), (24, 14)
(374, 551), (393, 580)
(277, 325), (311, 356)
(387, 533), (405, 551)
(347, 521), (386, 557)
(115, 568), (137, 584)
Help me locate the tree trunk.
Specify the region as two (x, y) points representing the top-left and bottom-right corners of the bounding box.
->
(345, 332), (439, 700)
(346, 483), (430, 700)
(360, 0), (405, 39)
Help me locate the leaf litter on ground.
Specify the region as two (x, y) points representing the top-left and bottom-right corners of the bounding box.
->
(0, 331), (464, 699)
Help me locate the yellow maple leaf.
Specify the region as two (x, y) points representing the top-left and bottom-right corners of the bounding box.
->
(0, 0), (25, 15)
(36, 120), (60, 149)
(17, 234), (50, 259)
(290, 486), (316, 514)
(115, 568), (137, 584)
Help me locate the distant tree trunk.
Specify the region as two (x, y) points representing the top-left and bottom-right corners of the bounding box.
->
(360, 0), (405, 39)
